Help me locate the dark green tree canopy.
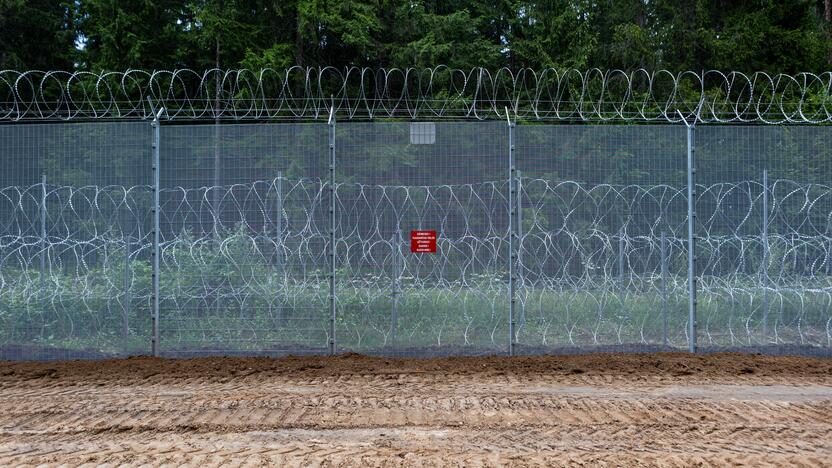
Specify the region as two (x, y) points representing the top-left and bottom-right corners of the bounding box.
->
(0, 0), (76, 70)
(2, 0), (830, 73)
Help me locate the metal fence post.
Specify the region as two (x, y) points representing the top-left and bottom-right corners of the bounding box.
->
(516, 170), (524, 335)
(390, 228), (402, 345)
(150, 105), (164, 357)
(328, 107), (337, 356)
(40, 174), (46, 309)
(507, 109), (516, 356)
(123, 220), (131, 339)
(619, 228), (625, 284)
(762, 169), (770, 337)
(276, 171), (284, 327)
(685, 121), (697, 353)
(661, 231), (668, 347)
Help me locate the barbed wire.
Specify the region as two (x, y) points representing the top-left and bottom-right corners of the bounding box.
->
(2, 177), (830, 352)
(1, 67), (832, 123)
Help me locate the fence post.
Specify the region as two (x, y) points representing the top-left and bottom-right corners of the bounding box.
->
(516, 170), (524, 335)
(390, 228), (402, 345)
(123, 219), (131, 339)
(40, 174), (47, 312)
(150, 105), (164, 357)
(661, 231), (668, 347)
(685, 121), (697, 353)
(507, 109), (516, 356)
(619, 228), (625, 285)
(328, 107), (337, 356)
(761, 169), (769, 337)
(276, 171), (284, 327)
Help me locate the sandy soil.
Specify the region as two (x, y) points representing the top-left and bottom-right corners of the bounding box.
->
(0, 352), (830, 467)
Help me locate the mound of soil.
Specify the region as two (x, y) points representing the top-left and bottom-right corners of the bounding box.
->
(1, 351), (829, 384)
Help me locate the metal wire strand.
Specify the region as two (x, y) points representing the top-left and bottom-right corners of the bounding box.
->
(1, 68), (831, 123)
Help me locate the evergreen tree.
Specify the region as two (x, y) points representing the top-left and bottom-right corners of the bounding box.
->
(0, 0), (76, 70)
(77, 0), (192, 70)
(2, 1), (830, 77)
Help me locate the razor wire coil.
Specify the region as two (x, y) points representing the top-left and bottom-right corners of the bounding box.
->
(2, 67), (832, 123)
(2, 177), (831, 350)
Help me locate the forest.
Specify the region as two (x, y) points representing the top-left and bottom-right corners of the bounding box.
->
(1, 0), (831, 74)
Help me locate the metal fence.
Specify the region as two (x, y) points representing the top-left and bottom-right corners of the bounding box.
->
(1, 119), (831, 359)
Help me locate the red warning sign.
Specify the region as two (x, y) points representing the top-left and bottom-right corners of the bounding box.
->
(410, 230), (437, 253)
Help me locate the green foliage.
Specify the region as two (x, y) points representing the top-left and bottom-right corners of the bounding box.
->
(0, 0), (76, 70)
(77, 0), (193, 70)
(3, 0), (830, 72)
(3, 260), (830, 354)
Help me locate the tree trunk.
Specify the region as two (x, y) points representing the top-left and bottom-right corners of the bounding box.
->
(825, 0), (831, 66)
(637, 1), (646, 70)
(213, 36), (221, 239)
(295, 10), (304, 66)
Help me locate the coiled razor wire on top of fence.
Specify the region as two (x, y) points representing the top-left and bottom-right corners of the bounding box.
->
(2, 68), (832, 123)
(2, 178), (830, 356)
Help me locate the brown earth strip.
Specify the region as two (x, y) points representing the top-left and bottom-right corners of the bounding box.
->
(2, 352), (831, 383)
(0, 353), (830, 466)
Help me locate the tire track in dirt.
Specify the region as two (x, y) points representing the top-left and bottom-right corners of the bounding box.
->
(1, 383), (830, 432)
(1, 426), (830, 467)
(0, 354), (830, 466)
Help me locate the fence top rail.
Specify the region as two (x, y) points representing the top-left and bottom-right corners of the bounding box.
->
(1, 67), (831, 124)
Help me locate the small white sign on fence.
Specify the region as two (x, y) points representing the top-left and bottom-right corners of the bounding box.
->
(410, 122), (436, 144)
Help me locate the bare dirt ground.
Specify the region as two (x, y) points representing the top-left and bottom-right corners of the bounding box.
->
(0, 352), (830, 467)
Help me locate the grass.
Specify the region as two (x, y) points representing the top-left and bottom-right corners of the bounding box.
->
(1, 269), (830, 357)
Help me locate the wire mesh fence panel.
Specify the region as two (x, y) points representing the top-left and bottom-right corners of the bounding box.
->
(335, 122), (509, 356)
(2, 119), (831, 360)
(696, 126), (832, 351)
(514, 125), (689, 352)
(0, 122), (152, 360)
(157, 123), (330, 356)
